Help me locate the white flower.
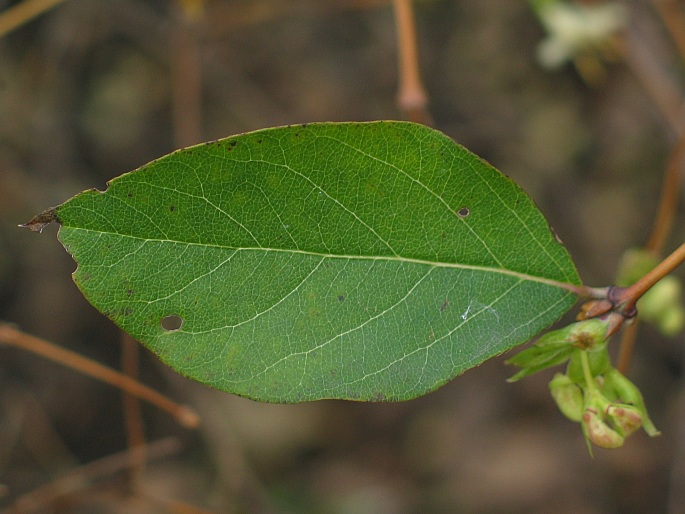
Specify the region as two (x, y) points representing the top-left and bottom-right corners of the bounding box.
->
(536, 1), (628, 69)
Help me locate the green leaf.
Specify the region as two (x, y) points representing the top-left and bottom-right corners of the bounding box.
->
(45, 121), (581, 402)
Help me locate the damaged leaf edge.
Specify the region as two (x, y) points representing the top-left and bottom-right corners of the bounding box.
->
(20, 207), (61, 233)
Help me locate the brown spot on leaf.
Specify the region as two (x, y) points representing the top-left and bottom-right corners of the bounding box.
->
(457, 207), (470, 218)
(338, 295), (345, 302)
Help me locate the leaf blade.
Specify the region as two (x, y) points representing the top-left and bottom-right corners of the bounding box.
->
(55, 121), (581, 402)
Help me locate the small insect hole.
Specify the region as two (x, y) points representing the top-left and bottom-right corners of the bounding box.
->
(161, 315), (183, 331)
(457, 207), (470, 218)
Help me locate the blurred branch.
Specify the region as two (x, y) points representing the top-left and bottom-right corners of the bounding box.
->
(0, 323), (200, 429)
(616, 319), (639, 373)
(646, 134), (685, 253)
(136, 491), (217, 514)
(621, 30), (685, 135)
(206, 0), (390, 37)
(121, 333), (147, 485)
(172, 1), (205, 147)
(667, 339), (685, 513)
(618, 133), (685, 373)
(392, 0), (432, 124)
(650, 0), (685, 62)
(0, 0), (66, 38)
(7, 437), (182, 514)
(19, 392), (79, 473)
(0, 389), (28, 475)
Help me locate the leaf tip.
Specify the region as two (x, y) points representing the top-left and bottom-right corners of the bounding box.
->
(19, 207), (60, 233)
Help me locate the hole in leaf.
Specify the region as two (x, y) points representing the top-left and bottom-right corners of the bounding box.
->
(457, 207), (470, 218)
(161, 315), (183, 331)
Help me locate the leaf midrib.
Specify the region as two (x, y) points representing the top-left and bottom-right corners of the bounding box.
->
(62, 226), (581, 292)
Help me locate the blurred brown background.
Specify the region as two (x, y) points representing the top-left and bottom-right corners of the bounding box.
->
(1, 0), (684, 512)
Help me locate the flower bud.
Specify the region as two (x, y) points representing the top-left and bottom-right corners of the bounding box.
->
(507, 319), (610, 382)
(577, 299), (613, 320)
(606, 404), (643, 437)
(567, 318), (610, 349)
(582, 388), (624, 449)
(582, 408), (624, 449)
(603, 368), (660, 437)
(549, 373), (583, 422)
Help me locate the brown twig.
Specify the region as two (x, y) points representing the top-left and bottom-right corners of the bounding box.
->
(0, 0), (66, 38)
(621, 29), (685, 135)
(121, 333), (147, 485)
(7, 437), (182, 514)
(0, 323), (200, 428)
(616, 6), (685, 136)
(206, 0), (390, 37)
(392, 0), (432, 125)
(650, 0), (685, 63)
(19, 391), (78, 473)
(616, 320), (639, 373)
(172, 1), (205, 148)
(612, 242), (685, 312)
(618, 134), (685, 372)
(136, 488), (217, 514)
(666, 338), (685, 513)
(646, 134), (685, 253)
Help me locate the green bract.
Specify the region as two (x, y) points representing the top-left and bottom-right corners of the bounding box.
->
(506, 318), (608, 382)
(38, 122), (581, 402)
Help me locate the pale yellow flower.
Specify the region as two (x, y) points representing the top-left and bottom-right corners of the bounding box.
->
(536, 2), (627, 69)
